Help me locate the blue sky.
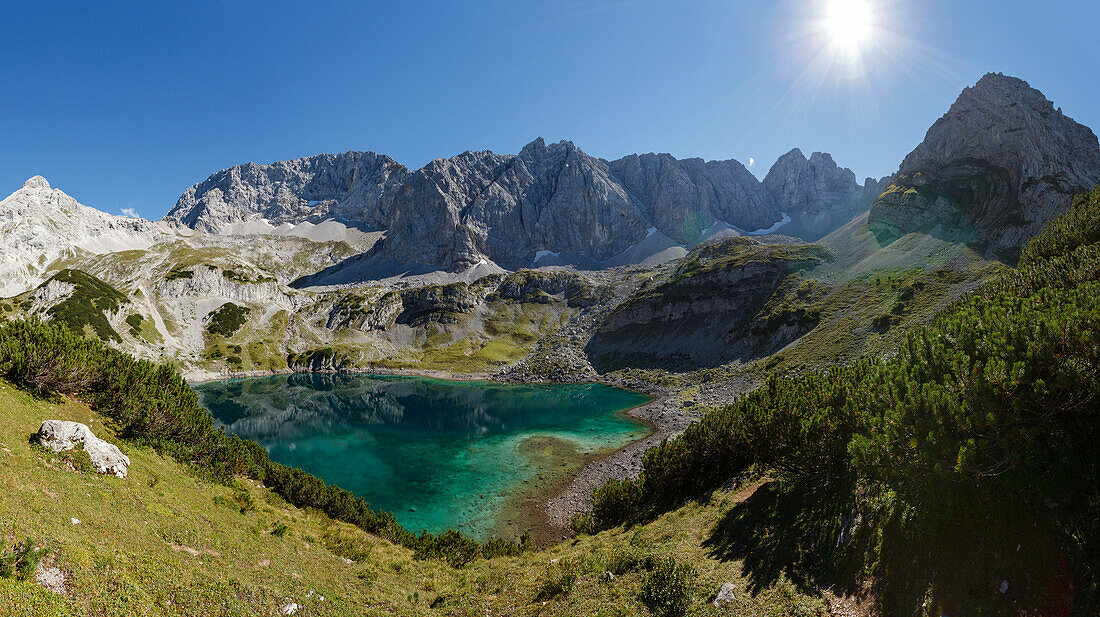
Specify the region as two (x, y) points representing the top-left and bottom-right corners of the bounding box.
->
(1, 0), (1096, 219)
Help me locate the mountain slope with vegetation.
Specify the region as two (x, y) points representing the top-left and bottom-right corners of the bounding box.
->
(582, 186), (1100, 616)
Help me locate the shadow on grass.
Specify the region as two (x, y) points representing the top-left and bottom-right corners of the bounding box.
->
(704, 478), (1079, 617)
(702, 478), (863, 597)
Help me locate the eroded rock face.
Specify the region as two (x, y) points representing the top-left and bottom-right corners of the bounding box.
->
(868, 73), (1100, 259)
(587, 238), (827, 369)
(36, 420), (131, 478)
(353, 140), (775, 269)
(164, 152), (408, 233)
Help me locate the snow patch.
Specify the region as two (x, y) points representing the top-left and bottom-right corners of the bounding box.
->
(742, 213), (791, 236)
(534, 249), (560, 263)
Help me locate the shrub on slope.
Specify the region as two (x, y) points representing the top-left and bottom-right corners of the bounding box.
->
(1019, 185), (1100, 267)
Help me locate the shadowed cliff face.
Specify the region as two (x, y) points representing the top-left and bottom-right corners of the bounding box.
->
(868, 73), (1100, 261)
(763, 149), (892, 242)
(586, 237), (830, 371)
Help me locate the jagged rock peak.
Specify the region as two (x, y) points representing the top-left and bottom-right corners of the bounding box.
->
(22, 175), (51, 190)
(871, 73), (1100, 259)
(762, 147), (867, 240)
(164, 150), (409, 233)
(520, 137), (579, 155)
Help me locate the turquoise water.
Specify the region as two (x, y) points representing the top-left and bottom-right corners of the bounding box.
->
(194, 373), (651, 538)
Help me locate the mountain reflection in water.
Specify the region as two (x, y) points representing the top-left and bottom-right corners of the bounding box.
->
(195, 373), (650, 538)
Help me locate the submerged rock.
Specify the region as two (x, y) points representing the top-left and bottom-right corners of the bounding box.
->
(36, 420), (131, 478)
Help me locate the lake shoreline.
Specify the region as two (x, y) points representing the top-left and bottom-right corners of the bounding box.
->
(187, 365), (703, 541)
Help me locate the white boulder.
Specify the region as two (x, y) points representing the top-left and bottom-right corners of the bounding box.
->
(36, 420), (130, 478)
(713, 582), (737, 606)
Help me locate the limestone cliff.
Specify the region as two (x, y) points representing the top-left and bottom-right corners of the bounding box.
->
(868, 73), (1100, 260)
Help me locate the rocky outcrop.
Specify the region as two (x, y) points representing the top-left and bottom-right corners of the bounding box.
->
(35, 420), (131, 478)
(490, 270), (603, 308)
(164, 152), (407, 233)
(763, 149), (887, 241)
(325, 291), (403, 332)
(324, 277), (502, 331)
(394, 282), (488, 327)
(868, 73), (1100, 260)
(587, 237), (829, 369)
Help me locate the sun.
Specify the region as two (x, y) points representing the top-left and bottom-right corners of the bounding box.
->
(823, 0), (875, 61)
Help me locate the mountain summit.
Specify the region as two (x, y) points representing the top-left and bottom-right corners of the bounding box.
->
(0, 177), (165, 297)
(869, 73), (1100, 259)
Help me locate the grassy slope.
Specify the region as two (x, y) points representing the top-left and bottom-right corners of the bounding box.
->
(608, 223), (1005, 393)
(0, 380), (828, 616)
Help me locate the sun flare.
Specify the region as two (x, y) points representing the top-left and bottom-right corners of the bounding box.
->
(823, 0), (875, 61)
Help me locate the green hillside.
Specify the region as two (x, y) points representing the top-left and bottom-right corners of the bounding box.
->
(0, 380), (828, 616)
(583, 188), (1100, 616)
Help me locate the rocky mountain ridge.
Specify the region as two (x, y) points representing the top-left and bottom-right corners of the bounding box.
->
(165, 138), (886, 277)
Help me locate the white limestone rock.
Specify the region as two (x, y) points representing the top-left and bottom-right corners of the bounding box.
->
(0, 176), (169, 297)
(36, 420), (131, 479)
(713, 582), (737, 606)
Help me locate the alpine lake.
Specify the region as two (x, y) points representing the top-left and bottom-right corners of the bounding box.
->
(195, 373), (652, 540)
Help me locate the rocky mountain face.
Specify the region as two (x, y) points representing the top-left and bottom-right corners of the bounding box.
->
(763, 149), (892, 241)
(165, 139), (883, 277)
(0, 176), (168, 297)
(869, 73), (1100, 260)
(608, 152), (776, 241)
(586, 237), (830, 370)
(164, 152), (408, 233)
